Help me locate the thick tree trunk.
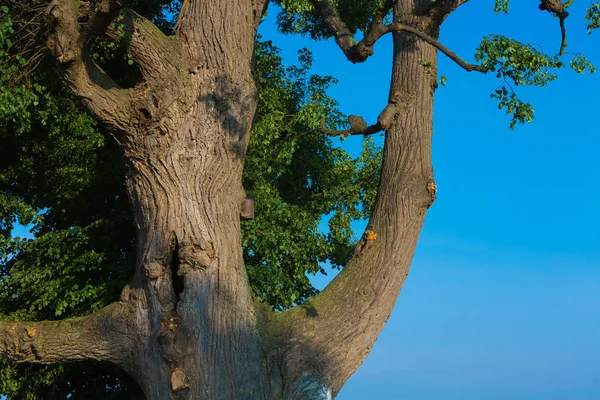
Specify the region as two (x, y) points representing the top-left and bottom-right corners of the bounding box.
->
(116, 66), (289, 398)
(1, 0), (450, 398)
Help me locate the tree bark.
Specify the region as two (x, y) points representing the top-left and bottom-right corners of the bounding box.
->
(1, 0), (448, 398)
(0, 303), (133, 365)
(277, 2), (439, 397)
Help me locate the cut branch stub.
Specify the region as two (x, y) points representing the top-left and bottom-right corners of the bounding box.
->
(241, 196), (256, 220)
(171, 368), (189, 391)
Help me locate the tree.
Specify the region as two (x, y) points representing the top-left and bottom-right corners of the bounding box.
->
(0, 0), (597, 398)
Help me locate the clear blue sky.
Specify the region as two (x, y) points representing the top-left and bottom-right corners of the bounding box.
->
(258, 2), (600, 399)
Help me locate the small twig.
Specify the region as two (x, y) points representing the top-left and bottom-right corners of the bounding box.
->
(320, 117), (383, 137)
(320, 91), (409, 137)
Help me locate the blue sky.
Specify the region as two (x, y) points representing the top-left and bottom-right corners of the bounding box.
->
(258, 2), (600, 399)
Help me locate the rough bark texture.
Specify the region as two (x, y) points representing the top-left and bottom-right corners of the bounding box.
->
(1, 0), (452, 398)
(277, 3), (438, 397)
(0, 303), (132, 365)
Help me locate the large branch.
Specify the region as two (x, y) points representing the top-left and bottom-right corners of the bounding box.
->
(275, 21), (442, 393)
(104, 9), (187, 82)
(46, 0), (137, 136)
(310, 0), (486, 72)
(0, 302), (132, 366)
(426, 0), (470, 26)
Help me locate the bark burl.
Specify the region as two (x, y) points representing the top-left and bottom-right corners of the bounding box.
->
(1, 0), (475, 398)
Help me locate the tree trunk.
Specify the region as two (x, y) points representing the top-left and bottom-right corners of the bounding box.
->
(275, 3), (438, 397)
(1, 0), (447, 398)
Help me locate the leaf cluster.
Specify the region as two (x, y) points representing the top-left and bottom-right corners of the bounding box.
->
(585, 3), (600, 34)
(275, 0), (386, 39)
(243, 40), (380, 310)
(475, 35), (565, 129)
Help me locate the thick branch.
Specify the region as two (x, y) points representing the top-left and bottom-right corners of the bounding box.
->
(0, 302), (132, 366)
(277, 23), (440, 395)
(104, 9), (187, 82)
(310, 0), (485, 72)
(426, 0), (470, 26)
(46, 0), (136, 136)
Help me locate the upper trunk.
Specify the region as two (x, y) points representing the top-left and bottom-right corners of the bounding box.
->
(277, 3), (438, 397)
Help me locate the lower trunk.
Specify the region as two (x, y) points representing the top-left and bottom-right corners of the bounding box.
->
(115, 73), (283, 398)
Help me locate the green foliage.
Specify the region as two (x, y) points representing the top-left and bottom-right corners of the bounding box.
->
(585, 3), (600, 34)
(0, 7), (141, 397)
(243, 40), (379, 309)
(490, 86), (534, 129)
(475, 33), (595, 128)
(570, 54), (596, 74)
(276, 0), (386, 39)
(0, 359), (142, 400)
(475, 35), (565, 128)
(2, 0), (595, 396)
(476, 35), (564, 87)
(494, 0), (510, 14)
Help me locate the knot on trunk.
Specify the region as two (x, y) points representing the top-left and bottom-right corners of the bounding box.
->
(178, 243), (216, 272)
(171, 368), (189, 391)
(12, 326), (45, 360)
(145, 260), (165, 279)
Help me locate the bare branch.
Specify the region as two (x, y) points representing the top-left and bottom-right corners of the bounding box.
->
(385, 23), (487, 72)
(310, 0), (486, 73)
(538, 0), (570, 55)
(0, 302), (132, 366)
(320, 116), (381, 137)
(320, 91), (409, 136)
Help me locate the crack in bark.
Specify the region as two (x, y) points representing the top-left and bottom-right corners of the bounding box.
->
(170, 234), (185, 306)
